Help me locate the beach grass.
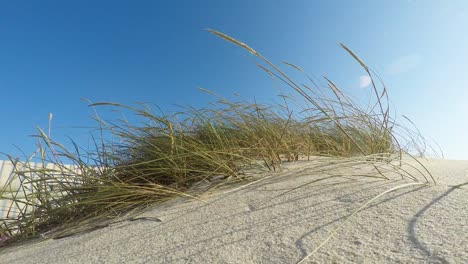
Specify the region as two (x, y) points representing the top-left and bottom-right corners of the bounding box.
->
(0, 30), (435, 256)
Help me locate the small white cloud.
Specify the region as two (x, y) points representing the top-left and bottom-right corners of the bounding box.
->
(385, 53), (422, 76)
(359, 75), (372, 88)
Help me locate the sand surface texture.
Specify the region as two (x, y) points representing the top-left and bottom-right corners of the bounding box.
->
(1, 158), (467, 263)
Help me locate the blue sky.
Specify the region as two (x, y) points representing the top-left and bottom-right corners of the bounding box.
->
(0, 0), (467, 160)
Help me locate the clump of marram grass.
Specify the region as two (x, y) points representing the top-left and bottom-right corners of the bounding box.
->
(0, 30), (434, 250)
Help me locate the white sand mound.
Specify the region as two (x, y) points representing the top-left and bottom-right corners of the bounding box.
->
(1, 158), (467, 263)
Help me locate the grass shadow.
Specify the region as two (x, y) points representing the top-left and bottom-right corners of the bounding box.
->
(407, 181), (468, 264)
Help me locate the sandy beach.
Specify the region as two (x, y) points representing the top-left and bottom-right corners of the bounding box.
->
(1, 158), (467, 263)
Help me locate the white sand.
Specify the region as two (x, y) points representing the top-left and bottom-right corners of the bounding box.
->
(1, 158), (467, 263)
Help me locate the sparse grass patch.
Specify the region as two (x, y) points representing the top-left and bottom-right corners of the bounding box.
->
(0, 30), (434, 253)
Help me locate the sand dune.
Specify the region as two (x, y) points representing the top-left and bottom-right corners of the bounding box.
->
(1, 158), (467, 263)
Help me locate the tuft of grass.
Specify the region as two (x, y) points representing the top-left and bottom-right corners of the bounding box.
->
(1, 30), (435, 253)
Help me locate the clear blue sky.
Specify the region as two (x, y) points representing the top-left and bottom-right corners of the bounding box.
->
(1, 0), (467, 160)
